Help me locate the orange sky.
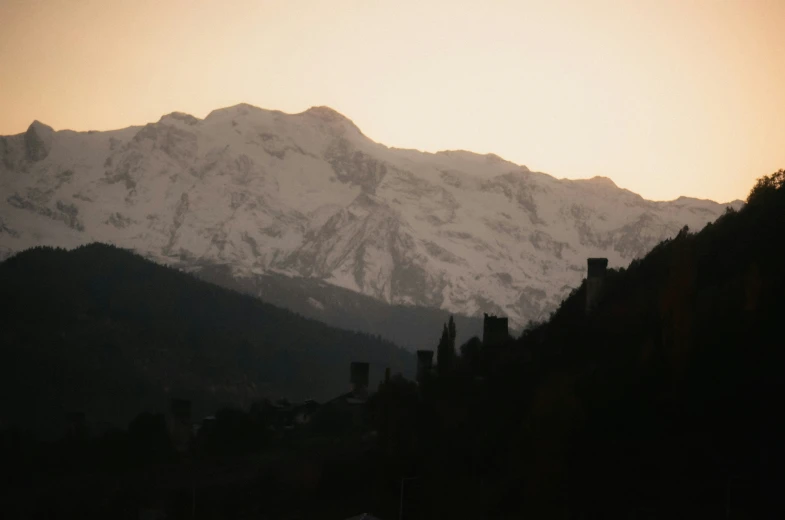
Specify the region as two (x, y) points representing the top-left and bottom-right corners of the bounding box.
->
(1, 0), (783, 202)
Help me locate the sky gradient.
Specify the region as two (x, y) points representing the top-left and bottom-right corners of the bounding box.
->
(2, 0), (783, 202)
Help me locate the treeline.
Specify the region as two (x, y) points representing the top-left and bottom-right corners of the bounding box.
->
(370, 170), (785, 518)
(1, 400), (330, 483)
(0, 399), (389, 520)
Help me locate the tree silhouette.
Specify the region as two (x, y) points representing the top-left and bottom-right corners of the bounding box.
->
(437, 321), (455, 375)
(459, 336), (482, 373)
(448, 315), (457, 353)
(747, 168), (785, 206)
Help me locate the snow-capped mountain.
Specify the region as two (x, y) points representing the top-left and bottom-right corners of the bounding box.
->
(0, 104), (742, 331)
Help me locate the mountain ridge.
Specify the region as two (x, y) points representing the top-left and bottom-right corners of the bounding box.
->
(0, 108), (750, 207)
(0, 104), (742, 337)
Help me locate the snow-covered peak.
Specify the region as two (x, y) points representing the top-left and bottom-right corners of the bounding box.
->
(27, 120), (54, 134)
(24, 120), (55, 161)
(301, 106), (352, 123)
(204, 103), (266, 122)
(0, 103), (738, 329)
(587, 175), (617, 187)
(567, 175), (619, 189)
(434, 150), (530, 173)
(297, 106), (366, 140)
(158, 112), (200, 126)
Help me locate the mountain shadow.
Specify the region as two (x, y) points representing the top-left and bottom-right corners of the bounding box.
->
(190, 263), (486, 351)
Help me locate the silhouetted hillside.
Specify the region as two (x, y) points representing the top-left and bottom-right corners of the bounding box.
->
(507, 170), (785, 515)
(372, 170), (785, 518)
(0, 243), (414, 437)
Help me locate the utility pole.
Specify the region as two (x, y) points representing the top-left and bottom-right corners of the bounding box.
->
(399, 476), (422, 520)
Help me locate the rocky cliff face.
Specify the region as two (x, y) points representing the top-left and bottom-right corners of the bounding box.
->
(0, 103), (742, 331)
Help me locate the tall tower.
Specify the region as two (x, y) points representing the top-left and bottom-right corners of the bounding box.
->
(585, 258), (609, 313)
(483, 313), (509, 347)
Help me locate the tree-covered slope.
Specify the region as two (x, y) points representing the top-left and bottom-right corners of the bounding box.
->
(372, 170), (785, 517)
(0, 243), (413, 436)
(509, 170), (785, 513)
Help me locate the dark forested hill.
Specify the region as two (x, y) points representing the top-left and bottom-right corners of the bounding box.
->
(371, 170), (785, 518)
(505, 170), (785, 515)
(0, 243), (414, 437)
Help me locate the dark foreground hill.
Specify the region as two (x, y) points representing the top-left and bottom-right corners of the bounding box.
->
(0, 243), (414, 437)
(371, 170), (785, 517)
(507, 171), (785, 515)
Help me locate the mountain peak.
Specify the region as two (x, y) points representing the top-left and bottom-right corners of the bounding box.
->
(435, 150), (529, 171)
(24, 120), (55, 161)
(0, 103), (735, 334)
(299, 106), (366, 138)
(28, 120), (53, 131)
(578, 176), (618, 188)
(302, 106), (350, 123)
(204, 103), (263, 121)
(158, 112), (199, 126)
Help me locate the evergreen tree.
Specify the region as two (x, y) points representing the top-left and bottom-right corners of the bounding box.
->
(437, 316), (458, 374)
(747, 168), (785, 206)
(460, 336), (482, 373)
(437, 323), (451, 374)
(448, 315), (457, 353)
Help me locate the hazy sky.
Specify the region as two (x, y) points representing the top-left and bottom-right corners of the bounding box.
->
(2, 0), (783, 202)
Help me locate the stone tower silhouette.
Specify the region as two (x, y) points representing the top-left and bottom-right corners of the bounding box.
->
(585, 257), (609, 313)
(483, 313), (509, 347)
